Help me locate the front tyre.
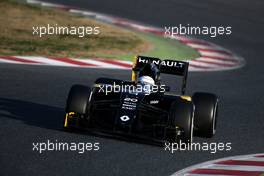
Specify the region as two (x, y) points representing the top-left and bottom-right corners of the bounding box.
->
(192, 92), (218, 138)
(64, 84), (91, 129)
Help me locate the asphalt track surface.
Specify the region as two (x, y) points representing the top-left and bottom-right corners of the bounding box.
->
(0, 0), (264, 175)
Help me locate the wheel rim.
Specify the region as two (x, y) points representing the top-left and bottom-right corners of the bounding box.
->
(189, 106), (195, 143)
(212, 100), (218, 135)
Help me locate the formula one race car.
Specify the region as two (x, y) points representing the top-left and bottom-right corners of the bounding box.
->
(63, 56), (219, 144)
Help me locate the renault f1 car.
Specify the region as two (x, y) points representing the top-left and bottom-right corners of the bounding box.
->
(63, 56), (219, 143)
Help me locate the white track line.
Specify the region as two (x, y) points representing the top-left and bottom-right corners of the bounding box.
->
(199, 51), (232, 58)
(188, 66), (204, 72)
(234, 157), (264, 162)
(186, 43), (223, 50)
(202, 164), (264, 172)
(75, 59), (129, 69)
(194, 57), (237, 66)
(189, 61), (218, 68)
(0, 58), (20, 64)
(17, 56), (76, 66)
(115, 60), (133, 65)
(184, 174), (229, 176)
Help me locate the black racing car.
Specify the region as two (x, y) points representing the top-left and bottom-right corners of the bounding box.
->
(63, 56), (219, 144)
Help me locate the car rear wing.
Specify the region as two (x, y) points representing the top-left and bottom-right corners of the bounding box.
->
(132, 55), (189, 94)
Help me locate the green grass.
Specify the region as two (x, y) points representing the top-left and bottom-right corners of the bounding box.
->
(0, 0), (200, 61)
(95, 31), (200, 61)
(0, 0), (148, 57)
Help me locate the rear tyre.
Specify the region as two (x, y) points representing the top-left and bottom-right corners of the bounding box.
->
(192, 92), (218, 138)
(169, 99), (194, 143)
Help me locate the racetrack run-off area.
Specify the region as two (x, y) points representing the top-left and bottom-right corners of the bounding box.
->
(0, 0), (245, 72)
(173, 153), (264, 175)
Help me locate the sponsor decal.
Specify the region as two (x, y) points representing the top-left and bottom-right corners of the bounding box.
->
(150, 100), (159, 104)
(120, 115), (130, 122)
(138, 57), (185, 68)
(122, 97), (138, 110)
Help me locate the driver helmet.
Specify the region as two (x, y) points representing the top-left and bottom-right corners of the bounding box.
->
(138, 63), (160, 84)
(138, 76), (155, 86)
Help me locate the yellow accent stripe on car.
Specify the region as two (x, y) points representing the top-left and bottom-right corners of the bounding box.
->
(180, 96), (192, 101)
(131, 71), (136, 81)
(131, 55), (137, 81)
(94, 84), (101, 88)
(69, 112), (75, 115)
(64, 113), (68, 127)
